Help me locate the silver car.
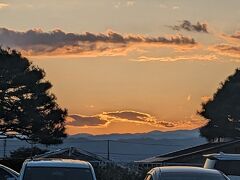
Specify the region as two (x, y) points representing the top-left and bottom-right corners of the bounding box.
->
(144, 166), (230, 180)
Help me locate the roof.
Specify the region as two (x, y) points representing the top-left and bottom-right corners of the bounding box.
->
(204, 152), (240, 160)
(150, 166), (222, 174)
(0, 164), (19, 177)
(24, 159), (91, 168)
(33, 147), (109, 163)
(137, 139), (240, 163)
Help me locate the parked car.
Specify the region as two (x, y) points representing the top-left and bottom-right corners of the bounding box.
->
(0, 164), (19, 180)
(144, 166), (230, 180)
(18, 158), (97, 180)
(204, 152), (240, 180)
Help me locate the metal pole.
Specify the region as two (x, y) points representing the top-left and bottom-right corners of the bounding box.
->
(3, 138), (6, 158)
(107, 140), (110, 160)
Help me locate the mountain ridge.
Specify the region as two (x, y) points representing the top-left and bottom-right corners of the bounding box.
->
(69, 129), (200, 140)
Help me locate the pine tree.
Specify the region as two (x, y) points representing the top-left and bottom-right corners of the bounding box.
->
(198, 69), (240, 141)
(0, 48), (67, 145)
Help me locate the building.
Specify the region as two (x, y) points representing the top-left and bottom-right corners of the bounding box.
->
(34, 147), (110, 165)
(136, 139), (240, 167)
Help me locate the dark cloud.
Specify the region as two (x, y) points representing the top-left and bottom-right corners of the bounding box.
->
(66, 111), (177, 128)
(0, 27), (196, 56)
(156, 121), (175, 127)
(230, 31), (240, 39)
(67, 115), (108, 127)
(105, 110), (156, 123)
(171, 20), (208, 33)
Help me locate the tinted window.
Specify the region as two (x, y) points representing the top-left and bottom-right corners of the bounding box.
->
(0, 168), (14, 180)
(215, 160), (240, 176)
(23, 167), (93, 180)
(161, 172), (226, 180)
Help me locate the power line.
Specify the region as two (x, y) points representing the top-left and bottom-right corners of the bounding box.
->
(93, 152), (158, 156)
(109, 140), (185, 147)
(63, 139), (185, 147)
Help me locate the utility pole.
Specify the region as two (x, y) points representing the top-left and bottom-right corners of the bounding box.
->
(107, 140), (110, 160)
(3, 138), (6, 158)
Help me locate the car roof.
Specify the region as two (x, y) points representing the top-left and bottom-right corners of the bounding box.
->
(24, 158), (91, 168)
(150, 166), (222, 175)
(0, 164), (19, 177)
(204, 152), (240, 160)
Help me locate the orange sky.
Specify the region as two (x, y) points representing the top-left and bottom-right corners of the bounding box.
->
(1, 0), (240, 134)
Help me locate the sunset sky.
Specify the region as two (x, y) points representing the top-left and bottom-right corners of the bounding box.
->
(1, 0), (240, 135)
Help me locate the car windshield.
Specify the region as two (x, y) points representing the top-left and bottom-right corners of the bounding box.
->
(23, 167), (93, 180)
(161, 172), (227, 180)
(215, 160), (240, 176)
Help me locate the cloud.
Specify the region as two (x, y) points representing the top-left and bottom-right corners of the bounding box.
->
(201, 96), (211, 102)
(217, 31), (240, 44)
(114, 2), (121, 8)
(156, 121), (175, 127)
(67, 115), (108, 127)
(0, 3), (9, 9)
(187, 95), (191, 101)
(209, 44), (240, 58)
(66, 110), (176, 128)
(104, 110), (156, 124)
(208, 31), (240, 59)
(0, 27), (197, 57)
(66, 110), (206, 132)
(172, 6), (180, 10)
(230, 31), (240, 40)
(126, 1), (135, 7)
(171, 20), (208, 33)
(133, 54), (217, 62)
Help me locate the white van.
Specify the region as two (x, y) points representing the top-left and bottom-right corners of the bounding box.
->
(204, 153), (240, 180)
(18, 159), (97, 180)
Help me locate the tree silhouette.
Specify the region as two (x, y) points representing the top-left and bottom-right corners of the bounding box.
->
(10, 147), (48, 159)
(0, 48), (67, 145)
(198, 69), (240, 141)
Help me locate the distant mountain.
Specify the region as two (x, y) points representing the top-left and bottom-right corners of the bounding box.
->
(70, 129), (200, 140)
(1, 129), (206, 162)
(66, 129), (206, 162)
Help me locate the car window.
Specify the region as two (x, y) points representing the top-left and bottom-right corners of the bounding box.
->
(160, 172), (226, 180)
(23, 167), (93, 180)
(144, 174), (153, 180)
(215, 160), (240, 176)
(0, 168), (14, 180)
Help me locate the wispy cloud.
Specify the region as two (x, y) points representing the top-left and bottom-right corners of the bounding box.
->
(0, 2), (9, 9)
(229, 31), (240, 40)
(209, 44), (240, 58)
(67, 115), (109, 127)
(105, 110), (157, 124)
(113, 1), (121, 8)
(0, 27), (197, 57)
(66, 110), (175, 128)
(201, 96), (211, 102)
(170, 20), (209, 33)
(66, 110), (205, 130)
(172, 6), (180, 10)
(126, 0), (135, 7)
(133, 54), (217, 62)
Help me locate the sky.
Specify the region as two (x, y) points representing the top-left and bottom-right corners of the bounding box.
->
(0, 0), (240, 135)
